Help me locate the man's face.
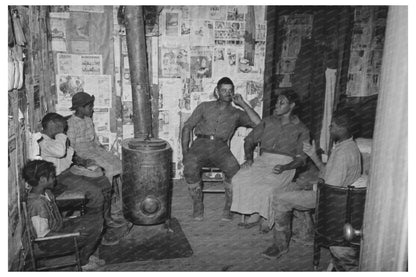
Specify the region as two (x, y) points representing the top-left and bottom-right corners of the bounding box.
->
(274, 95), (293, 116)
(217, 84), (234, 102)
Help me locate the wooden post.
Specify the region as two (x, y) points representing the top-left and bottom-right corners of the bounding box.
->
(359, 6), (407, 271)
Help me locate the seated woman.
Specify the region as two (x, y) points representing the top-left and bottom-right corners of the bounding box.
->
(66, 92), (122, 183)
(231, 89), (310, 230)
(22, 160), (105, 271)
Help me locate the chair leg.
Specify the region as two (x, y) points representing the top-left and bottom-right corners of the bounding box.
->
(28, 243), (37, 270)
(313, 239), (321, 270)
(74, 237), (82, 271)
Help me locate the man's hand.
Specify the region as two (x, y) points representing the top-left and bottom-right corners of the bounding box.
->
(241, 159), (254, 169)
(232, 94), (246, 107)
(303, 140), (317, 158)
(73, 155), (96, 167)
(273, 164), (286, 175)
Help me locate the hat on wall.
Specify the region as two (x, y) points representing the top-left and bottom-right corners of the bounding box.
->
(70, 91), (95, 110)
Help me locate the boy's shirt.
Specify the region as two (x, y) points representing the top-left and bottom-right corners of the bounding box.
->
(27, 190), (63, 238)
(323, 137), (362, 187)
(38, 133), (74, 175)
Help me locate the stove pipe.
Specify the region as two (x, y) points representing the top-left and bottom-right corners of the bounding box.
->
(124, 6), (152, 139)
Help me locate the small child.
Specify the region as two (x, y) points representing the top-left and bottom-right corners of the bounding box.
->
(66, 91), (122, 183)
(22, 159), (105, 270)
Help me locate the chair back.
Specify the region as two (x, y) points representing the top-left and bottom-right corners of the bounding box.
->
(315, 181), (367, 244)
(22, 201), (37, 269)
(346, 185), (367, 244)
(21, 200), (82, 271)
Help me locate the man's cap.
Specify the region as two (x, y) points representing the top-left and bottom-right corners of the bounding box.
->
(70, 92), (95, 110)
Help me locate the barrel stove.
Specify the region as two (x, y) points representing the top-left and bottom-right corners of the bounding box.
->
(121, 6), (172, 225)
(122, 138), (172, 225)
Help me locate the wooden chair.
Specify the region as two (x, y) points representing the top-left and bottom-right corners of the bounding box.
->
(313, 180), (366, 270)
(22, 201), (82, 271)
(201, 165), (226, 193)
(188, 131), (230, 194)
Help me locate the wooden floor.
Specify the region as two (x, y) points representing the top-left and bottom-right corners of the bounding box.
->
(97, 179), (331, 271)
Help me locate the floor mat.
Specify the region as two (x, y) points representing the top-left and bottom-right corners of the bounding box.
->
(98, 217), (193, 264)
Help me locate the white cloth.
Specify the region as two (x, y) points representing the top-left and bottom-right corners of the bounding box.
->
(231, 153), (295, 219)
(31, 193), (52, 238)
(28, 132), (43, 160)
(320, 68), (337, 154)
(350, 175), (368, 188)
(38, 133), (74, 175)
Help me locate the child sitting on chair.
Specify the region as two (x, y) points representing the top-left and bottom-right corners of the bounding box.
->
(66, 91), (122, 183)
(22, 159), (105, 271)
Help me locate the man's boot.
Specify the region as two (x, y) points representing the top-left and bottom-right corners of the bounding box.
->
(262, 211), (291, 259)
(103, 191), (125, 228)
(188, 182), (204, 221)
(222, 181), (233, 221)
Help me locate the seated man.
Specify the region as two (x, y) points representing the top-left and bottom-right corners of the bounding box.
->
(22, 160), (105, 271)
(37, 113), (124, 232)
(181, 77), (261, 221)
(262, 109), (362, 259)
(66, 91), (122, 183)
(231, 89), (310, 229)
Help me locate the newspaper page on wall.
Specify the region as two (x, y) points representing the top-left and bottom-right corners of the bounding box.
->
(55, 74), (112, 112)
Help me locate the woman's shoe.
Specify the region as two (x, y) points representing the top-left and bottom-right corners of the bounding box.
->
(237, 222), (247, 227)
(244, 220), (260, 229)
(261, 244), (289, 260)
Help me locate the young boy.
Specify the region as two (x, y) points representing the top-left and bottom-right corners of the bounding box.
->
(22, 160), (105, 270)
(38, 113), (124, 232)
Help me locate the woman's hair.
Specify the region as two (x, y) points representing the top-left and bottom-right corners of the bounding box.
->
(279, 89), (299, 106)
(22, 160), (56, 187)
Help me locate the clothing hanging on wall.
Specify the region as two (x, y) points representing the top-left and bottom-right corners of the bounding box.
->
(320, 68), (337, 154)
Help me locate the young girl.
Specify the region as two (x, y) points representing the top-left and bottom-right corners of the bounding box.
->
(66, 91), (122, 183)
